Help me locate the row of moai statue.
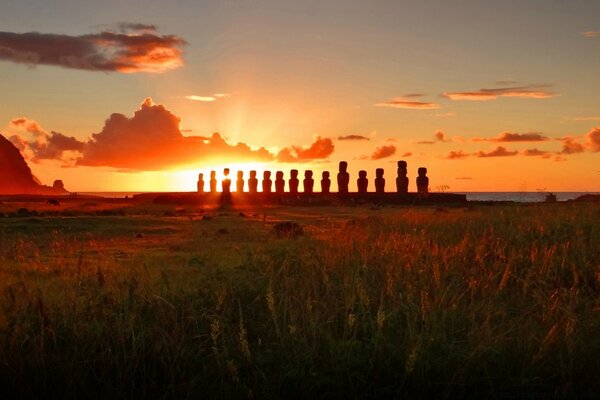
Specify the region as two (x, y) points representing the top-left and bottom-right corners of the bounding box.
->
(197, 161), (429, 194)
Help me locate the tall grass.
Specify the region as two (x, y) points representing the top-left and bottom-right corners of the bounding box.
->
(0, 203), (599, 398)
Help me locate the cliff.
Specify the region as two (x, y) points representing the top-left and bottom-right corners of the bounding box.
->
(0, 134), (68, 195)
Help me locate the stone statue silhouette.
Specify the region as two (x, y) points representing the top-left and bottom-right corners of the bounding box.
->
(248, 170), (258, 193)
(375, 168), (385, 193)
(289, 169), (299, 193)
(197, 173), (205, 193)
(303, 170), (314, 193)
(275, 171), (285, 194)
(396, 160), (409, 193)
(236, 171), (244, 193)
(417, 167), (429, 195)
(321, 171), (331, 193)
(210, 170), (217, 193)
(222, 168), (231, 193)
(337, 161), (349, 194)
(357, 170), (368, 193)
(262, 171), (272, 193)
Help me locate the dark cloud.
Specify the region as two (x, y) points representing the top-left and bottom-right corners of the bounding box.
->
(445, 150), (469, 159)
(370, 145), (396, 160)
(442, 85), (556, 101)
(476, 146), (518, 157)
(276, 137), (334, 163)
(455, 176), (472, 180)
(473, 132), (549, 142)
(0, 27), (186, 73)
(416, 140), (435, 145)
(338, 135), (370, 141)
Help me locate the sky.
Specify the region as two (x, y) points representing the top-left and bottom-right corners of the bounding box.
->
(1, 0), (599, 192)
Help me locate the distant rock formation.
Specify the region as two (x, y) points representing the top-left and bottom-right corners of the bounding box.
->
(0, 134), (68, 195)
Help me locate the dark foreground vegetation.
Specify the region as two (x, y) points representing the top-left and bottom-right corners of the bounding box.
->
(0, 200), (599, 398)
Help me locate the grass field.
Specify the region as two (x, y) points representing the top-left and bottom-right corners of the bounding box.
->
(0, 199), (599, 398)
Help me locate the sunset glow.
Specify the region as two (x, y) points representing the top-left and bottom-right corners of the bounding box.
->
(0, 1), (598, 193)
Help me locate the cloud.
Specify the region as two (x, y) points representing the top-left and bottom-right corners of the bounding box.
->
(435, 130), (448, 142)
(445, 150), (469, 159)
(416, 140), (435, 145)
(370, 145), (396, 160)
(572, 116), (600, 121)
(558, 127), (600, 154)
(522, 148), (552, 158)
(442, 85), (556, 101)
(9, 117), (84, 163)
(0, 26), (186, 73)
(74, 98), (274, 169)
(276, 137), (334, 162)
(402, 93), (426, 98)
(375, 98), (439, 110)
(401, 152), (412, 157)
(585, 127), (600, 151)
(581, 31), (600, 38)
(435, 112), (456, 118)
(186, 93), (231, 102)
(455, 176), (472, 180)
(473, 132), (549, 142)
(476, 146), (518, 157)
(338, 134), (370, 141)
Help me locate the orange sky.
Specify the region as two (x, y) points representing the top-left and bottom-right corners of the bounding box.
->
(1, 1), (599, 192)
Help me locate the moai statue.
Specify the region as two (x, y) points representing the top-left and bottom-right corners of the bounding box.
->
(396, 161), (409, 193)
(417, 167), (429, 195)
(337, 161), (350, 194)
(262, 171), (273, 193)
(248, 171), (258, 193)
(375, 168), (385, 194)
(236, 171), (244, 193)
(210, 170), (217, 193)
(303, 170), (314, 194)
(197, 173), (205, 193)
(289, 169), (299, 193)
(321, 171), (331, 193)
(222, 168), (231, 193)
(275, 171), (285, 194)
(357, 170), (368, 193)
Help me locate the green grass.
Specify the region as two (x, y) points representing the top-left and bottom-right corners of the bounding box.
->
(0, 201), (599, 398)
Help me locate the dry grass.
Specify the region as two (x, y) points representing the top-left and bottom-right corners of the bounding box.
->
(0, 201), (598, 398)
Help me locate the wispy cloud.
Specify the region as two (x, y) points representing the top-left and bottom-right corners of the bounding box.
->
(455, 176), (472, 180)
(473, 132), (549, 142)
(185, 95), (217, 102)
(375, 97), (439, 110)
(572, 116), (600, 121)
(434, 112), (456, 118)
(338, 134), (370, 141)
(0, 25), (186, 73)
(445, 150), (469, 159)
(476, 146), (518, 157)
(442, 85), (556, 101)
(581, 30), (600, 38)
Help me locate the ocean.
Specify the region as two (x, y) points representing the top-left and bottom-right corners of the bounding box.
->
(79, 192), (597, 203)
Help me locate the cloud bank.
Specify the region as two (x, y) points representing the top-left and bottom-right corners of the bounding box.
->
(9, 99), (336, 170)
(0, 25), (186, 73)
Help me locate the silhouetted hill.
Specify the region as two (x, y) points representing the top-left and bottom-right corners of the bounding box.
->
(0, 134), (68, 195)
